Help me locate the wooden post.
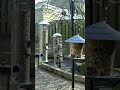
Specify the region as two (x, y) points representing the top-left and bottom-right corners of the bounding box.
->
(10, 1), (31, 89)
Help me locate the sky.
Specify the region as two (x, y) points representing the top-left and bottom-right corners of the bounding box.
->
(35, 0), (42, 4)
(35, 0), (48, 4)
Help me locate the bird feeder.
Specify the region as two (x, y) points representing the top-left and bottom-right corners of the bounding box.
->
(53, 33), (63, 68)
(39, 20), (49, 62)
(86, 21), (120, 76)
(65, 35), (85, 90)
(65, 35), (85, 58)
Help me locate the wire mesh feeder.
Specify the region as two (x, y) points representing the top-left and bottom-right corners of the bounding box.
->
(53, 33), (63, 68)
(86, 40), (115, 76)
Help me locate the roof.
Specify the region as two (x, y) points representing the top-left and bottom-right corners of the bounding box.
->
(35, 3), (63, 13)
(85, 21), (120, 40)
(53, 33), (62, 37)
(39, 20), (49, 25)
(35, 3), (83, 22)
(65, 35), (85, 43)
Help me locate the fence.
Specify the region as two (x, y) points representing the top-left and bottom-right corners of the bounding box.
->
(48, 19), (85, 43)
(35, 19), (85, 44)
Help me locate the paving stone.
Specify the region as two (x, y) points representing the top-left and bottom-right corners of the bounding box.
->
(35, 68), (85, 90)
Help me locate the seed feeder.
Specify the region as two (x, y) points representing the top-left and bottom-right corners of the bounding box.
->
(39, 20), (49, 63)
(65, 35), (85, 58)
(86, 21), (120, 76)
(65, 35), (85, 90)
(53, 33), (63, 68)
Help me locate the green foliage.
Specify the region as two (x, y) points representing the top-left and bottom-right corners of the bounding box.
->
(75, 62), (85, 75)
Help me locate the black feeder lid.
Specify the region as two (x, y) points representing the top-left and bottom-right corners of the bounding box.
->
(65, 35), (85, 43)
(85, 21), (120, 40)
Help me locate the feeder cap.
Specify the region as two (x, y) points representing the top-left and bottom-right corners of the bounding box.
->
(65, 35), (85, 43)
(86, 21), (120, 40)
(53, 33), (62, 37)
(39, 20), (49, 25)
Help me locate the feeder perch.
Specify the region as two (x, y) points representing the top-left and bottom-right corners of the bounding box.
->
(65, 35), (85, 58)
(39, 20), (49, 63)
(86, 21), (120, 76)
(53, 33), (63, 68)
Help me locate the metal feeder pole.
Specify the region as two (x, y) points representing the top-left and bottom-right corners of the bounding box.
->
(72, 59), (75, 90)
(70, 0), (75, 89)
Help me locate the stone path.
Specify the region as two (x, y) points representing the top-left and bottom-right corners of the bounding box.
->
(35, 68), (85, 90)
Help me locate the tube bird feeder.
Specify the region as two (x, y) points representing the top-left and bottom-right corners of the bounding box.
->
(39, 20), (49, 62)
(86, 21), (120, 76)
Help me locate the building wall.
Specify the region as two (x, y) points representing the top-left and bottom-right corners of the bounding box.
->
(35, 8), (43, 23)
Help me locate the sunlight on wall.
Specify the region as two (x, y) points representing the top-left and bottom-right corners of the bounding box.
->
(35, 0), (49, 4)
